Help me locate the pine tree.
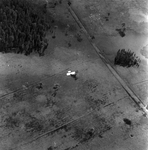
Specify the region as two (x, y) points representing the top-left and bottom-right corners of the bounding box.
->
(114, 49), (140, 68)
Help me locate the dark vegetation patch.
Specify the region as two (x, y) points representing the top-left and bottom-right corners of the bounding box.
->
(54, 109), (68, 125)
(122, 23), (125, 27)
(85, 95), (106, 110)
(72, 125), (95, 144)
(84, 80), (99, 93)
(75, 33), (83, 42)
(36, 82), (43, 90)
(92, 115), (112, 138)
(67, 115), (96, 144)
(114, 49), (141, 67)
(83, 80), (107, 109)
(116, 23), (126, 37)
(13, 91), (24, 101)
(52, 83), (60, 97)
(116, 28), (126, 37)
(0, 0), (51, 56)
(123, 118), (132, 126)
(104, 12), (110, 21)
(47, 147), (53, 150)
(3, 109), (44, 134)
(70, 115), (111, 145)
(25, 118), (43, 132)
(4, 115), (20, 128)
(46, 83), (60, 106)
(46, 118), (72, 136)
(130, 134), (134, 137)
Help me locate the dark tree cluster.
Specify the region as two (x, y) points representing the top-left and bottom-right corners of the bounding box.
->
(114, 49), (141, 67)
(0, 0), (50, 56)
(75, 33), (83, 42)
(116, 23), (126, 37)
(104, 12), (110, 21)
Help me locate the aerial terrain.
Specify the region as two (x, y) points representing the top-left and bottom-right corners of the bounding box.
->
(0, 0), (148, 150)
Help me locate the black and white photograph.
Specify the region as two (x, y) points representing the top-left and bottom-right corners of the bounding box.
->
(0, 0), (147, 150)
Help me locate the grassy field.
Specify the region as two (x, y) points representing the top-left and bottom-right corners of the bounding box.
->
(0, 1), (147, 150)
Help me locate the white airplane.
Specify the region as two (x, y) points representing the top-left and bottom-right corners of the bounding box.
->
(66, 70), (76, 76)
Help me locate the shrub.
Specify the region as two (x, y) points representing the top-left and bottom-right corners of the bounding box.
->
(114, 49), (141, 68)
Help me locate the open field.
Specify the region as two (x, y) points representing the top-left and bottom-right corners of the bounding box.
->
(0, 0), (148, 150)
